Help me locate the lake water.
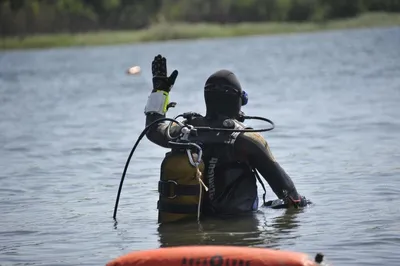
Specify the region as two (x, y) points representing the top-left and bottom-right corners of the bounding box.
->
(1, 26), (400, 266)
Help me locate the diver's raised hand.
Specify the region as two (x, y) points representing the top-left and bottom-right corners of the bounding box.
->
(145, 55), (178, 115)
(151, 54), (178, 93)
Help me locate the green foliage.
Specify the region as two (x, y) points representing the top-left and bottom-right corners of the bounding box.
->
(0, 0), (400, 37)
(2, 13), (400, 50)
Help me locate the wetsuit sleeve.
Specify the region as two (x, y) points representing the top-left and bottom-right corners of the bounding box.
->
(235, 132), (298, 199)
(145, 113), (182, 148)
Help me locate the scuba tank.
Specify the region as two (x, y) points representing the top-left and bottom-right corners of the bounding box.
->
(157, 149), (205, 223)
(157, 125), (207, 224)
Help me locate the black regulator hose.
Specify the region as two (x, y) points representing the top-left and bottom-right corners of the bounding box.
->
(176, 112), (275, 133)
(113, 114), (275, 220)
(244, 115), (275, 131)
(194, 116), (275, 133)
(112, 117), (183, 220)
(173, 112), (275, 133)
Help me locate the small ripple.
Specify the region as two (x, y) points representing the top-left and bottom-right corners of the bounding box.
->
(61, 146), (114, 155)
(0, 230), (37, 237)
(0, 188), (27, 194)
(3, 146), (30, 152)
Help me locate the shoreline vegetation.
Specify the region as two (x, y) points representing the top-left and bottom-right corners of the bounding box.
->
(1, 12), (400, 51)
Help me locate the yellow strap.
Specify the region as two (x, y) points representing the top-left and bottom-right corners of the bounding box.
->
(156, 90), (169, 114)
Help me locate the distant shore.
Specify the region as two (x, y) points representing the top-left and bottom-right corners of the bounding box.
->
(1, 12), (400, 51)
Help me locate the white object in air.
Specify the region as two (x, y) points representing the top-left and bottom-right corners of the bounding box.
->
(127, 66), (141, 75)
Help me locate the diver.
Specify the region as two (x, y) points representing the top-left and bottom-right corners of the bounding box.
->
(144, 54), (310, 222)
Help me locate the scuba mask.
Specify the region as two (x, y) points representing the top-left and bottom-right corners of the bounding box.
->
(204, 84), (248, 106)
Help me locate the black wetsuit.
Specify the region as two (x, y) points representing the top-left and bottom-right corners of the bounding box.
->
(146, 113), (302, 217)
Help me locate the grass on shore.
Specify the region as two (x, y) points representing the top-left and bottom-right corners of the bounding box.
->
(1, 12), (400, 50)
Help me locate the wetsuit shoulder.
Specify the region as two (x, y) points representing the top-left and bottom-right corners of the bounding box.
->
(235, 132), (276, 162)
(234, 132), (297, 199)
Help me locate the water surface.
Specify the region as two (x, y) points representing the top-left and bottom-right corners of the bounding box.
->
(1, 27), (400, 266)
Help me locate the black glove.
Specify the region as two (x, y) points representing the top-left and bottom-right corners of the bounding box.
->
(264, 196), (311, 209)
(151, 54), (178, 93)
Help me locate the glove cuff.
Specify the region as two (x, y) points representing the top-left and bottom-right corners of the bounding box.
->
(144, 90), (169, 115)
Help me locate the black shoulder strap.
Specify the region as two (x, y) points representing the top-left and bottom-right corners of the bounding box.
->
(252, 168), (266, 205)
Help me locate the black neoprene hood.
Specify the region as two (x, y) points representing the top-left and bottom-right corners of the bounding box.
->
(204, 70), (243, 119)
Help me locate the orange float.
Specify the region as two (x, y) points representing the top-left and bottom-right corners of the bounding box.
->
(106, 245), (325, 266)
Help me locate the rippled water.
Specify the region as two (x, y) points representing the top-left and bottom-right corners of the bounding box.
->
(1, 27), (400, 266)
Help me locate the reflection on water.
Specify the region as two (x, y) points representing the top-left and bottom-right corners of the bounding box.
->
(157, 208), (303, 248)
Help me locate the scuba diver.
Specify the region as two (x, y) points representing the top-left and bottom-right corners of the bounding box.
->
(144, 54), (310, 223)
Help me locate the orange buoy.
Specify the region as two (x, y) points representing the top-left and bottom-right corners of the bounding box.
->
(106, 245), (324, 266)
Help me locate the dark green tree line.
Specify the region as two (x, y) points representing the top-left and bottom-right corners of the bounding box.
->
(1, 0), (400, 37)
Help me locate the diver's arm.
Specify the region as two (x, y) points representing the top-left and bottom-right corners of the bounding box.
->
(145, 112), (181, 148)
(235, 132), (299, 199)
(143, 54), (180, 148)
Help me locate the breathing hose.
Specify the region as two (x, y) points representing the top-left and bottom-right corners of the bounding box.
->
(195, 116), (275, 133)
(112, 117), (184, 220)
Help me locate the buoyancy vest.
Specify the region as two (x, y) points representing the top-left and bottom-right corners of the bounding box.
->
(185, 118), (259, 217)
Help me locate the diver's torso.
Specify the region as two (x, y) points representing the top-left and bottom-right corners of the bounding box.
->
(186, 116), (259, 217)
